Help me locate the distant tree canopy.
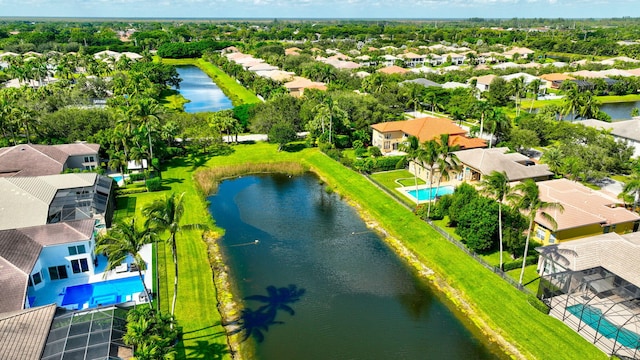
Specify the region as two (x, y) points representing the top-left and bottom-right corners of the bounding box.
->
(157, 40), (235, 58)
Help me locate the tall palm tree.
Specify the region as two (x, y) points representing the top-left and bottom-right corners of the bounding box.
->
(509, 77), (525, 117)
(129, 98), (163, 168)
(419, 140), (440, 215)
(511, 179), (564, 285)
(96, 219), (154, 303)
(431, 134), (460, 218)
(143, 192), (198, 318)
(313, 95), (347, 145)
(480, 171), (511, 270)
(561, 83), (581, 121)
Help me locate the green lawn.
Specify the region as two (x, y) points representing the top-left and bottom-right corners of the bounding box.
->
(521, 93), (640, 110)
(113, 160), (229, 360)
(160, 57), (261, 106)
(370, 169), (425, 207)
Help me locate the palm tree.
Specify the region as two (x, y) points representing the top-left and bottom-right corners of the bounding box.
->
(95, 219), (154, 303)
(129, 98), (163, 168)
(419, 140), (440, 215)
(622, 171), (640, 211)
(509, 77), (525, 117)
(313, 95), (347, 145)
(480, 171), (511, 270)
(540, 146), (564, 174)
(578, 91), (600, 119)
(561, 83), (581, 121)
(511, 179), (564, 285)
(431, 134), (460, 218)
(143, 192), (199, 318)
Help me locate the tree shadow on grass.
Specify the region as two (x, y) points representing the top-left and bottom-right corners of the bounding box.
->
(283, 143), (307, 153)
(177, 340), (230, 360)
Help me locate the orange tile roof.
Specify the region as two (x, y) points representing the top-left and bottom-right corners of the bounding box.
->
(539, 73), (575, 81)
(371, 117), (486, 149)
(377, 65), (409, 75)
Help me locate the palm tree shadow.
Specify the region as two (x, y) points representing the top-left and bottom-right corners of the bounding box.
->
(180, 340), (230, 360)
(233, 284), (306, 343)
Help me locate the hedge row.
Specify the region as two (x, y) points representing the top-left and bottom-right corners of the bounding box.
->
(502, 255), (539, 272)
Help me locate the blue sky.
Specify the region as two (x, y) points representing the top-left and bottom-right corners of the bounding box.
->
(0, 0), (636, 19)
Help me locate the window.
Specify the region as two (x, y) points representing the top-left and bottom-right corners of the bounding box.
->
(32, 272), (42, 285)
(535, 228), (546, 240)
(84, 156), (95, 163)
(71, 258), (89, 274)
(549, 234), (556, 244)
(68, 245), (86, 256)
(384, 134), (392, 140)
(49, 265), (68, 280)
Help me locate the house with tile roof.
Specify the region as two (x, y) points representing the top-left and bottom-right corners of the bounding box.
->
(376, 65), (409, 75)
(503, 46), (535, 59)
(0, 143), (100, 177)
(0, 220), (96, 312)
(0, 173), (115, 231)
(531, 179), (640, 246)
(283, 77), (327, 97)
(539, 73), (575, 89)
(453, 147), (553, 183)
(472, 74), (497, 92)
(0, 304), (57, 359)
(371, 117), (486, 155)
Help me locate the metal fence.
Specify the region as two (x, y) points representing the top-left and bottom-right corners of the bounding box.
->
(365, 173), (536, 297)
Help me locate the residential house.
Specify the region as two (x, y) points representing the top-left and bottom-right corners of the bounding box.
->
(284, 77), (327, 97)
(0, 143), (100, 177)
(440, 52), (465, 65)
(371, 117), (486, 155)
(599, 56), (640, 66)
(503, 46), (535, 59)
(472, 74), (497, 92)
(501, 72), (541, 86)
(575, 119), (640, 158)
(539, 73), (575, 89)
(0, 173), (115, 231)
(0, 304), (57, 359)
(427, 54), (445, 66)
(492, 61), (520, 70)
(536, 232), (640, 359)
(453, 147), (553, 183)
(0, 219), (97, 312)
(530, 179), (640, 246)
(376, 65), (410, 75)
(399, 52), (425, 68)
(380, 54), (400, 67)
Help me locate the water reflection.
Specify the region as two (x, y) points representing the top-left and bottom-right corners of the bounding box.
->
(209, 174), (500, 359)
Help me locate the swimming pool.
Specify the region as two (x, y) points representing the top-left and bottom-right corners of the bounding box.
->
(405, 185), (454, 202)
(567, 304), (640, 349)
(61, 276), (144, 309)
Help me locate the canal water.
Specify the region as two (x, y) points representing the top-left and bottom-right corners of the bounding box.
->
(601, 101), (640, 121)
(208, 174), (501, 360)
(174, 66), (233, 113)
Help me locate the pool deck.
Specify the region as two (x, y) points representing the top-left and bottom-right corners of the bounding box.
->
(28, 244), (153, 309)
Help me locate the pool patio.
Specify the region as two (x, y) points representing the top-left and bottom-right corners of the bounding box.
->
(27, 244), (153, 310)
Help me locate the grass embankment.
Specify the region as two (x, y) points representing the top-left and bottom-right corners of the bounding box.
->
(192, 143), (604, 360)
(113, 160), (230, 359)
(160, 57), (261, 106)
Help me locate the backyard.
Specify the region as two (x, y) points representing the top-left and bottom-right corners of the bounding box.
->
(114, 143), (604, 359)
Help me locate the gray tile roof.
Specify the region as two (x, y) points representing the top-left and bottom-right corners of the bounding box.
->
(454, 147), (553, 182)
(0, 220), (94, 313)
(0, 143), (99, 177)
(576, 119), (640, 142)
(400, 78), (442, 88)
(0, 304), (57, 360)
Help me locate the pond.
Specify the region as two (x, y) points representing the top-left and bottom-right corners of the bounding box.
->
(601, 101), (640, 121)
(174, 66), (233, 113)
(208, 174), (502, 359)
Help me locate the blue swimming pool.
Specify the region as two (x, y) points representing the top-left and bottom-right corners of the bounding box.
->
(406, 185), (454, 202)
(567, 304), (640, 349)
(61, 276), (144, 309)
(110, 175), (124, 183)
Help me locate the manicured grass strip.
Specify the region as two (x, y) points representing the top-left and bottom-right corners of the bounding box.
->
(194, 142), (605, 360)
(160, 57), (261, 106)
(522, 93), (640, 110)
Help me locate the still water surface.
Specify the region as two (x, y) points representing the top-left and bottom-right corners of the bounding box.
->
(208, 174), (501, 359)
(601, 101), (640, 121)
(174, 66), (233, 113)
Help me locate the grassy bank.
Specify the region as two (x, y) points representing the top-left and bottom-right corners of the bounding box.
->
(160, 57), (261, 105)
(193, 142), (604, 360)
(113, 158), (231, 359)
